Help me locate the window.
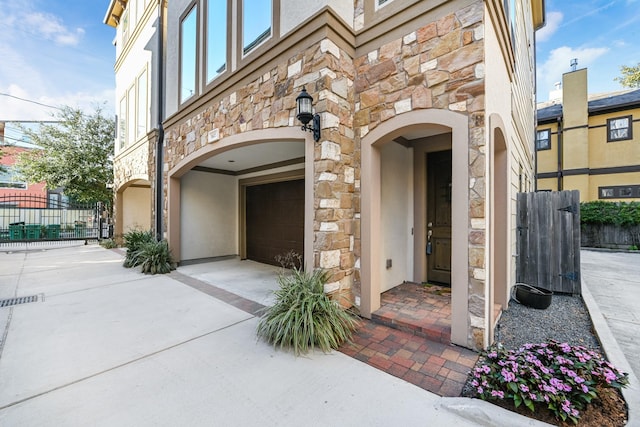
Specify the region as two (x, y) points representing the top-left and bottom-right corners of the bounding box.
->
(536, 129), (551, 150)
(243, 0), (271, 54)
(599, 185), (640, 199)
(377, 0), (392, 8)
(127, 86), (136, 144)
(137, 70), (148, 137)
(180, 5), (198, 103)
(122, 9), (130, 46)
(119, 96), (127, 149)
(207, 0), (227, 82)
(0, 166), (27, 189)
(607, 116), (632, 142)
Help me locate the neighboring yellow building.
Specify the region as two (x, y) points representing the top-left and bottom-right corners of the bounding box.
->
(536, 69), (640, 201)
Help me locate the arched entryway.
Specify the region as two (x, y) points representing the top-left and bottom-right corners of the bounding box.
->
(166, 128), (313, 270)
(115, 178), (152, 236)
(489, 115), (509, 345)
(361, 109), (470, 348)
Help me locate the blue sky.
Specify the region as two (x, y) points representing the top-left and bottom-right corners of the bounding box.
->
(0, 0), (115, 142)
(536, 0), (640, 100)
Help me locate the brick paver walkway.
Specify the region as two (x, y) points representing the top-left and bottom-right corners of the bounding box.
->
(172, 272), (478, 397)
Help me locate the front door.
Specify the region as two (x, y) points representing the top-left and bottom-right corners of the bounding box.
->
(426, 150), (452, 285)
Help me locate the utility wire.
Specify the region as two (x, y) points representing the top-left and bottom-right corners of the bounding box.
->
(0, 93), (60, 110)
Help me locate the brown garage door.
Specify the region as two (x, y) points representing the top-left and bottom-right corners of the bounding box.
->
(246, 179), (304, 266)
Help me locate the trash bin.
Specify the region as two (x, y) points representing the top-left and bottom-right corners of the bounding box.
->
(25, 224), (41, 240)
(46, 224), (61, 239)
(9, 222), (25, 240)
(75, 221), (86, 238)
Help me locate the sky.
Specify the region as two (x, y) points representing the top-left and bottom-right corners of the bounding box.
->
(536, 0), (640, 101)
(0, 0), (116, 144)
(0, 0), (639, 141)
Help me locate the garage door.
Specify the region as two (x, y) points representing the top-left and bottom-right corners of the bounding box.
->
(245, 179), (304, 266)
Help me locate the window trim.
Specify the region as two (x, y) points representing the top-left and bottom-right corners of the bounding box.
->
(240, 0), (273, 57)
(118, 95), (127, 150)
(536, 128), (551, 151)
(599, 185), (640, 199)
(136, 68), (149, 138)
(607, 115), (633, 142)
(179, 3), (199, 105)
(205, 0), (230, 84)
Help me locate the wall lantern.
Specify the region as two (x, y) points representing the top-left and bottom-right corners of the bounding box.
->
(296, 87), (321, 142)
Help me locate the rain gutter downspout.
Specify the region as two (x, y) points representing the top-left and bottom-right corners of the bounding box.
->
(557, 116), (563, 191)
(155, 2), (165, 240)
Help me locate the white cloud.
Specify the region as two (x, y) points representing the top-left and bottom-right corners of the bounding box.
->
(536, 11), (563, 42)
(537, 46), (609, 100)
(22, 12), (85, 46)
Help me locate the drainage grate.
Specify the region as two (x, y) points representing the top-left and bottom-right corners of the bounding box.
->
(0, 295), (40, 308)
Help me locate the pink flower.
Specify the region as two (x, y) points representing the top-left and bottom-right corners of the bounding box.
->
(520, 384), (529, 393)
(491, 390), (505, 399)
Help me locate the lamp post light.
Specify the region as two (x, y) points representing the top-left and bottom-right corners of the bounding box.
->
(295, 87), (321, 142)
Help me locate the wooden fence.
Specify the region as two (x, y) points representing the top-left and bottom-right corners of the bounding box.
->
(581, 224), (640, 249)
(516, 190), (581, 295)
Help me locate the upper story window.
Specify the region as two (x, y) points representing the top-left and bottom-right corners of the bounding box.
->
(118, 96), (127, 149)
(607, 116), (632, 142)
(377, 0), (393, 9)
(137, 70), (148, 137)
(242, 0), (271, 55)
(207, 0), (227, 82)
(122, 8), (130, 46)
(0, 166), (27, 189)
(536, 129), (551, 150)
(180, 5), (198, 103)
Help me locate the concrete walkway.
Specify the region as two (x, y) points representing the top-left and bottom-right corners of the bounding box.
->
(0, 244), (547, 426)
(581, 249), (640, 424)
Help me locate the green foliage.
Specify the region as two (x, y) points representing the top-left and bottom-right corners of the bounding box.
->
(615, 63), (640, 88)
(580, 201), (640, 226)
(471, 341), (629, 425)
(257, 268), (360, 355)
(130, 240), (176, 275)
(122, 229), (156, 268)
(16, 105), (115, 204)
(100, 238), (119, 249)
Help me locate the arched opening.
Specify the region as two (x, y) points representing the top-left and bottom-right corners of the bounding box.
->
(115, 178), (152, 237)
(361, 110), (469, 348)
(167, 128), (312, 269)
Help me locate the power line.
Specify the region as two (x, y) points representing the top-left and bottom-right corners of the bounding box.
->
(0, 93), (61, 110)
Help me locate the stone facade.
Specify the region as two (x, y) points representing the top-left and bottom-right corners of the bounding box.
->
(163, 1), (489, 349)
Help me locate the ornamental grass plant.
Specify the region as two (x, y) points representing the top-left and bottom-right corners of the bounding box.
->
(256, 267), (360, 356)
(470, 340), (629, 425)
(131, 239), (176, 275)
(122, 229), (156, 268)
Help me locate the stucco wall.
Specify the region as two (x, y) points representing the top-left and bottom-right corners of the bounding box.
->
(122, 186), (152, 232)
(380, 142), (413, 292)
(180, 170), (238, 260)
(280, 0), (354, 35)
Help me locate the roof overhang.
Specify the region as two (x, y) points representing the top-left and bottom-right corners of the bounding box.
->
(104, 0), (128, 28)
(532, 0), (546, 30)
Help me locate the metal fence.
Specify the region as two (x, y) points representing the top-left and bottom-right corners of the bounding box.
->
(0, 194), (112, 245)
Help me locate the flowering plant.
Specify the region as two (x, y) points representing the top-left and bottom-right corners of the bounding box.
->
(470, 340), (629, 424)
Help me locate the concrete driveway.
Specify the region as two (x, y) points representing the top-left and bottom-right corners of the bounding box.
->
(0, 244), (543, 426)
(581, 249), (640, 378)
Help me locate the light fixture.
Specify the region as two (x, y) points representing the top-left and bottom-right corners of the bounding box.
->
(296, 87), (321, 142)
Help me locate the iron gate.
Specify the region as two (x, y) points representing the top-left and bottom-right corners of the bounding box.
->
(0, 194), (112, 244)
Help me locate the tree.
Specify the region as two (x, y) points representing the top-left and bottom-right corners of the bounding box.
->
(17, 105), (114, 203)
(614, 63), (640, 88)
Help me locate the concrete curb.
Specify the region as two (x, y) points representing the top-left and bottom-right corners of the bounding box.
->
(581, 276), (640, 425)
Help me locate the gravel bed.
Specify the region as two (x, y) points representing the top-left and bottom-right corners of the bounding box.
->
(462, 293), (601, 397)
(495, 293), (601, 351)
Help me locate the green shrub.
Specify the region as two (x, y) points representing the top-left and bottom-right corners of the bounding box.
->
(100, 238), (118, 249)
(257, 268), (360, 355)
(129, 239), (176, 275)
(581, 201), (640, 226)
(122, 229), (155, 268)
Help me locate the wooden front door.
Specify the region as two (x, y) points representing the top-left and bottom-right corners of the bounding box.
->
(427, 150), (452, 285)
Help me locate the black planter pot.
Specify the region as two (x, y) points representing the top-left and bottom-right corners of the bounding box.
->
(514, 283), (553, 310)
